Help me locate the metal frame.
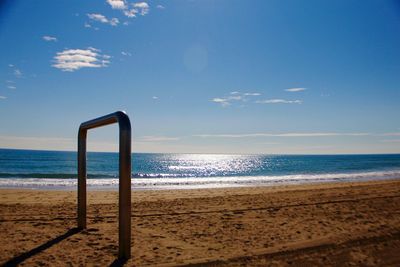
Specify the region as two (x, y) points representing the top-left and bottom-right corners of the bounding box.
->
(77, 111), (132, 259)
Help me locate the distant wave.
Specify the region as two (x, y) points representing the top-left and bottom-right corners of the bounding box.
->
(1, 169), (399, 190)
(0, 173), (115, 179)
(0, 172), (204, 179)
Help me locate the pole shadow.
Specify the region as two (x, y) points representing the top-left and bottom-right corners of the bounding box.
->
(109, 257), (128, 267)
(2, 227), (81, 267)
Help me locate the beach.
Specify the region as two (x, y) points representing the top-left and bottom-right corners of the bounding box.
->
(1, 179), (400, 266)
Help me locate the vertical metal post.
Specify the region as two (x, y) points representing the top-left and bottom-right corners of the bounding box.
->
(77, 111), (132, 259)
(117, 113), (131, 260)
(78, 130), (87, 229)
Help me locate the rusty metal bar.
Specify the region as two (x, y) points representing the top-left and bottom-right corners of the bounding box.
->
(78, 111), (132, 259)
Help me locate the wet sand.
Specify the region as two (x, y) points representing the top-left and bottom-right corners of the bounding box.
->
(1, 179), (400, 266)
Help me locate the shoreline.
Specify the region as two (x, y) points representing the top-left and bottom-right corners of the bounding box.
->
(1, 169), (399, 191)
(1, 179), (400, 265)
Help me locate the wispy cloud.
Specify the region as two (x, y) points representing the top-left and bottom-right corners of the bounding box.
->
(152, 96), (158, 100)
(256, 99), (302, 104)
(211, 98), (230, 107)
(107, 0), (126, 9)
(42, 35), (57, 42)
(244, 93), (261, 96)
(52, 47), (110, 72)
(7, 85), (16, 90)
(259, 142), (281, 145)
(212, 91), (302, 107)
(285, 87), (306, 92)
(211, 91), (261, 107)
(87, 13), (119, 26)
(194, 132), (370, 138)
(14, 69), (22, 78)
(84, 22), (98, 30)
(121, 51), (132, 56)
(0, 135), (118, 152)
(380, 132), (400, 136)
(9, 65), (22, 78)
(380, 139), (400, 143)
(156, 4), (165, 9)
(139, 136), (179, 142)
(0, 96), (6, 99)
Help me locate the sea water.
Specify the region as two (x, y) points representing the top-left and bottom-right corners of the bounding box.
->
(0, 149), (399, 190)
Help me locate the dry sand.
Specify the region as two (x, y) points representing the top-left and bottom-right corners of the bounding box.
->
(1, 179), (400, 266)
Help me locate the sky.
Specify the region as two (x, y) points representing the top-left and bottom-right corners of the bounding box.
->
(0, 0), (400, 154)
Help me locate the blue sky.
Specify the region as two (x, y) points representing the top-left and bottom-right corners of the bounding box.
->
(0, 0), (400, 154)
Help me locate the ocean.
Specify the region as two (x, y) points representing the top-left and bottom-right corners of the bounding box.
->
(0, 149), (399, 190)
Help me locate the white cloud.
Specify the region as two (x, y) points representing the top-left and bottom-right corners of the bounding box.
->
(121, 51), (132, 56)
(156, 4), (165, 9)
(244, 93), (261, 96)
(229, 95), (242, 100)
(139, 136), (180, 142)
(285, 87), (306, 92)
(0, 96), (6, 99)
(133, 2), (149, 15)
(52, 47), (110, 72)
(152, 96), (158, 100)
(194, 132), (371, 138)
(42, 35), (57, 42)
(211, 98), (230, 107)
(109, 18), (120, 26)
(256, 99), (302, 104)
(214, 92), (304, 107)
(108, 1), (150, 18)
(87, 46), (101, 52)
(123, 2), (150, 17)
(7, 85), (16, 89)
(107, 0), (126, 9)
(87, 13), (119, 26)
(211, 98), (227, 102)
(212, 91), (261, 107)
(123, 9), (138, 17)
(88, 13), (108, 23)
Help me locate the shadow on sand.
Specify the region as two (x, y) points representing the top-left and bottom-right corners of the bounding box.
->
(109, 258), (128, 267)
(2, 227), (129, 267)
(2, 228), (81, 267)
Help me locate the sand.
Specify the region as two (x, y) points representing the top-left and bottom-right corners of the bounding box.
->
(1, 179), (400, 266)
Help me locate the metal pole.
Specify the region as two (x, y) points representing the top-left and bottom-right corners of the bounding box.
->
(78, 129), (87, 229)
(77, 111), (132, 259)
(118, 113), (131, 259)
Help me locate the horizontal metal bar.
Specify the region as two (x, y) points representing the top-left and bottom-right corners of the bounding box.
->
(79, 111), (130, 131)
